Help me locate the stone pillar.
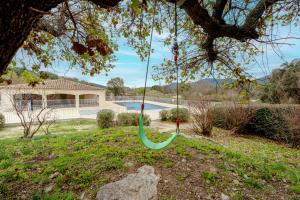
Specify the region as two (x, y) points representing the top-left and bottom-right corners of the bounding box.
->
(75, 94), (79, 109)
(42, 94), (47, 108)
(98, 91), (105, 101)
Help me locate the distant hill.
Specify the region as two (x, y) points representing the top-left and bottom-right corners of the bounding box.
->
(164, 76), (269, 90)
(256, 76), (269, 85)
(63, 77), (106, 89)
(164, 78), (228, 90)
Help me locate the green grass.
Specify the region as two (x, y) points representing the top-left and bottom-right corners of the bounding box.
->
(201, 171), (218, 184)
(0, 121), (299, 199)
(214, 128), (300, 169)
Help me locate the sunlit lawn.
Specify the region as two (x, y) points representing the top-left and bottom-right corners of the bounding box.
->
(0, 121), (299, 199)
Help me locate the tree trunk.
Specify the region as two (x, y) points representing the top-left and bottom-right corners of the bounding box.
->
(0, 0), (64, 74)
(0, 0), (123, 74)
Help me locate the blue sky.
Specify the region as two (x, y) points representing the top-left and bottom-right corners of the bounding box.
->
(47, 25), (300, 87)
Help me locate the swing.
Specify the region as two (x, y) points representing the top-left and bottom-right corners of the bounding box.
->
(138, 1), (181, 150)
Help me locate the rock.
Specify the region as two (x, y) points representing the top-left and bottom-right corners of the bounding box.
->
(96, 165), (160, 200)
(15, 151), (23, 157)
(39, 178), (50, 185)
(49, 172), (61, 179)
(181, 158), (186, 162)
(233, 179), (239, 185)
(80, 191), (90, 200)
(44, 184), (54, 193)
(48, 153), (57, 160)
(209, 167), (217, 173)
(221, 193), (230, 200)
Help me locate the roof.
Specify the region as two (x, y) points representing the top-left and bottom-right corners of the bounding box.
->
(0, 79), (105, 91)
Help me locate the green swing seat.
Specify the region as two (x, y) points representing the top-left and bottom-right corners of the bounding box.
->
(138, 1), (181, 150)
(138, 114), (180, 150)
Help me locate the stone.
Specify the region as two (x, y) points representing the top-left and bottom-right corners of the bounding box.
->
(209, 167), (217, 173)
(80, 191), (90, 200)
(221, 193), (230, 200)
(96, 165), (160, 200)
(48, 153), (57, 160)
(44, 184), (54, 193)
(49, 172), (61, 179)
(181, 158), (186, 162)
(15, 151), (23, 157)
(232, 173), (238, 177)
(233, 179), (239, 185)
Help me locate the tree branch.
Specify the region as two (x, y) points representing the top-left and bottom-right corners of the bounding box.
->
(212, 0), (228, 24)
(243, 0), (280, 29)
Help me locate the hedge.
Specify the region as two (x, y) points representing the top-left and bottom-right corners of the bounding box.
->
(117, 113), (151, 126)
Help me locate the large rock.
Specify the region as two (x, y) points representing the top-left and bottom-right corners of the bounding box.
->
(96, 165), (160, 200)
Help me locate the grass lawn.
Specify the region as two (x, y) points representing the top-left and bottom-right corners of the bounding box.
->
(0, 120), (299, 199)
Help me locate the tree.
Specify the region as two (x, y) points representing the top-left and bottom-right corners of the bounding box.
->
(0, 0), (299, 85)
(261, 59), (300, 104)
(179, 82), (192, 99)
(107, 77), (125, 96)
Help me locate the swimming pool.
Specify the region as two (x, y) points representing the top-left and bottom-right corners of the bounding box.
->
(115, 101), (168, 110)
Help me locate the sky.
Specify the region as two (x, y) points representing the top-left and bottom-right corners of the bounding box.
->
(44, 25), (300, 87)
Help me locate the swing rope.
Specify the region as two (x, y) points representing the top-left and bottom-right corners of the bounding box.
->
(138, 0), (180, 150)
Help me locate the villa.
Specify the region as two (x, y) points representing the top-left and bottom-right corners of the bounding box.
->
(0, 79), (106, 110)
(0, 79), (125, 124)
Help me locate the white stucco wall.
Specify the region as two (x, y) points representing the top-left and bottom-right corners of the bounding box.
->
(0, 88), (106, 111)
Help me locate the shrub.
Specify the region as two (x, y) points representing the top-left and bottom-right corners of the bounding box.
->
(169, 108), (189, 122)
(135, 113), (151, 126)
(290, 129), (300, 148)
(0, 113), (5, 129)
(211, 104), (254, 131)
(97, 109), (115, 128)
(117, 113), (135, 126)
(242, 108), (290, 141)
(117, 113), (150, 126)
(211, 107), (229, 129)
(159, 110), (169, 121)
(190, 102), (213, 136)
(229, 106), (254, 131)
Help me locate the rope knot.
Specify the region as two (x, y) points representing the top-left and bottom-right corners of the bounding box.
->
(172, 42), (179, 54)
(173, 42), (179, 63)
(141, 103), (145, 111)
(176, 119), (180, 129)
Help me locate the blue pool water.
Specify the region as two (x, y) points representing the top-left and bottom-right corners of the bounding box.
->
(115, 101), (167, 110)
(79, 101), (168, 115)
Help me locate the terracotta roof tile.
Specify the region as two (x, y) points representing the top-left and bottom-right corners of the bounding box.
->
(0, 79), (104, 91)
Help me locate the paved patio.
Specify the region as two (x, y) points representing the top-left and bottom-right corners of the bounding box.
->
(2, 100), (181, 125)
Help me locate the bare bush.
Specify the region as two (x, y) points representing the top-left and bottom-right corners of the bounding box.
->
(190, 101), (213, 137)
(41, 113), (56, 135)
(10, 92), (54, 139)
(212, 102), (254, 132)
(227, 103), (255, 132)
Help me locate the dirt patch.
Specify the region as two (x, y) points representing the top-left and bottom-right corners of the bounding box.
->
(155, 152), (211, 199)
(150, 120), (192, 133)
